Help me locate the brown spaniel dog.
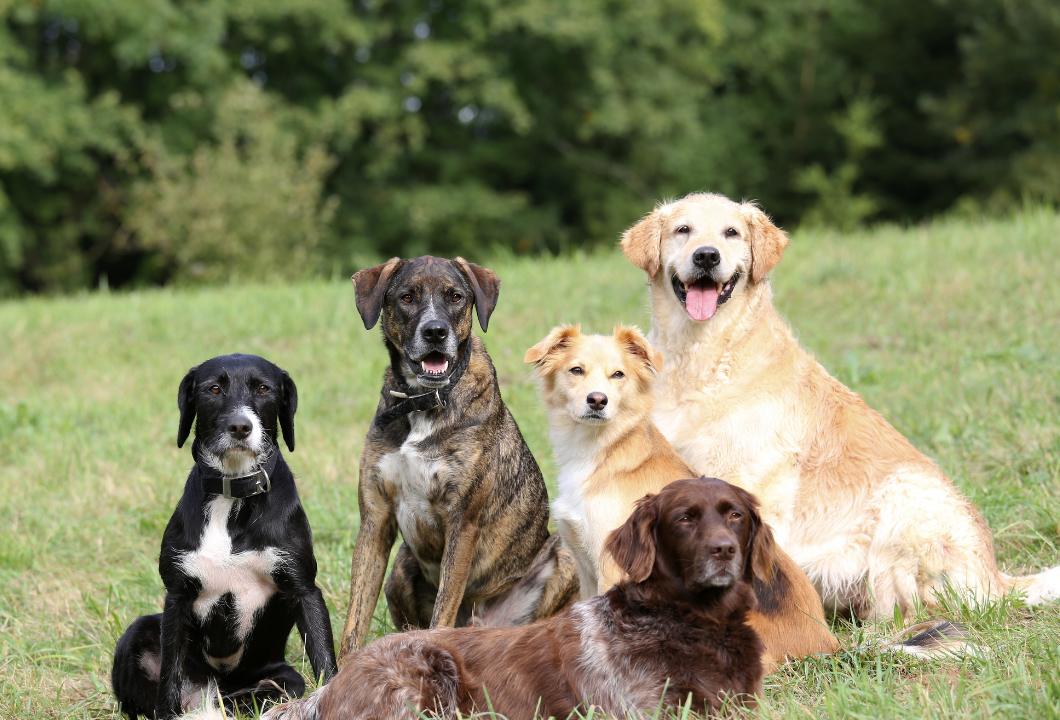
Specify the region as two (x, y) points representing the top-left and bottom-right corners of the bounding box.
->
(265, 477), (766, 720)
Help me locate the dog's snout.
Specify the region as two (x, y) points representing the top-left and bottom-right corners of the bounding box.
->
(692, 246), (721, 269)
(226, 415), (253, 440)
(586, 392), (608, 411)
(421, 320), (449, 344)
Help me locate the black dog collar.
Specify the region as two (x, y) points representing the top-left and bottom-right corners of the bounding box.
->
(198, 452), (278, 499)
(375, 339), (471, 429)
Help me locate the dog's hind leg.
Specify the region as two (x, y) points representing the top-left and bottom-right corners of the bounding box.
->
(112, 614), (164, 718)
(221, 662), (306, 716)
(530, 535), (579, 620)
(385, 543), (436, 631)
(113, 613), (221, 719)
(476, 535), (578, 626)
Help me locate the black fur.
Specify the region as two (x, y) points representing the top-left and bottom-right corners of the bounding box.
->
(751, 566), (790, 615)
(111, 354), (336, 719)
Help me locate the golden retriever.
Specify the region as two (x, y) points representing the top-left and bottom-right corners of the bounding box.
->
(620, 192), (1059, 618)
(525, 323), (838, 671)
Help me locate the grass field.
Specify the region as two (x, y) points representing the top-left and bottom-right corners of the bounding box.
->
(1, 208), (1058, 719)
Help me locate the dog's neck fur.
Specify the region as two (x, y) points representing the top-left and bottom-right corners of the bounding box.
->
(547, 403), (647, 477)
(648, 277), (789, 403)
(192, 437), (278, 484)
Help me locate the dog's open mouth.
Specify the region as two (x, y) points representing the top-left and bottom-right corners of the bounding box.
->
(671, 271), (741, 322)
(419, 351), (450, 377)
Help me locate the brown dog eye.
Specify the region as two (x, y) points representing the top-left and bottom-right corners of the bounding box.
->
(209, 385), (222, 395)
(257, 383), (270, 395)
(449, 291), (463, 303)
(729, 511), (743, 520)
(400, 292), (414, 304)
(724, 226), (739, 238)
(569, 366), (584, 375)
(676, 224), (690, 234)
(611, 370), (625, 379)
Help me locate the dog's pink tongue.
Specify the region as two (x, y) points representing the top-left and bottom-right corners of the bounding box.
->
(685, 285), (719, 321)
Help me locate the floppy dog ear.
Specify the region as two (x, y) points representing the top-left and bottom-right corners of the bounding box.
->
(352, 257), (402, 330)
(604, 494), (659, 583)
(742, 203), (789, 284)
(176, 365), (198, 448)
(613, 325), (664, 374)
(731, 485), (777, 583)
(278, 371), (298, 452)
(524, 324), (581, 369)
(454, 257), (500, 332)
(620, 209), (662, 278)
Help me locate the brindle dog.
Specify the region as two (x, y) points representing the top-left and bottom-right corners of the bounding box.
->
(339, 256), (577, 657)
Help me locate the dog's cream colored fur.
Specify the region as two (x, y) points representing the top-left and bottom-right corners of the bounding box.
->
(621, 192), (1060, 618)
(526, 324), (839, 671)
(526, 325), (678, 598)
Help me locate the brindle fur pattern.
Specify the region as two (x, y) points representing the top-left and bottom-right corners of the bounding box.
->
(340, 256), (577, 657)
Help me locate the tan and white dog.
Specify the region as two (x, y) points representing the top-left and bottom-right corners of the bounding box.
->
(620, 192), (1060, 618)
(525, 324), (839, 671)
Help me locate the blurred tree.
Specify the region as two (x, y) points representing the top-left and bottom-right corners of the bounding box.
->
(0, 0), (1056, 294)
(127, 82), (336, 284)
(924, 0), (1060, 210)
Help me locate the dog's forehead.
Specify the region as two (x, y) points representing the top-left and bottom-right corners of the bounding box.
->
(662, 476), (735, 506)
(390, 256), (468, 291)
(666, 195), (745, 229)
(578, 334), (627, 366)
(194, 354), (279, 380)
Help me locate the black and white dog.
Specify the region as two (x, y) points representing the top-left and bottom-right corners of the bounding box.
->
(112, 354), (337, 719)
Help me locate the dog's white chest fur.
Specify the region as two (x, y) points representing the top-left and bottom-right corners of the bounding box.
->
(552, 456), (595, 525)
(179, 497), (283, 668)
(377, 413), (444, 580)
(550, 429), (604, 598)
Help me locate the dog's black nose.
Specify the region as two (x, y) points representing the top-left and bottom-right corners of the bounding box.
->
(692, 246), (721, 269)
(227, 417), (252, 440)
(421, 320), (449, 344)
(586, 392), (608, 411)
(709, 541), (736, 558)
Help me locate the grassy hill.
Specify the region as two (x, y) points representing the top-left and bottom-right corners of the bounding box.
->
(1, 209), (1058, 718)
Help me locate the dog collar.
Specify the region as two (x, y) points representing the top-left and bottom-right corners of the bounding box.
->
(375, 338), (471, 429)
(375, 388), (447, 428)
(198, 453), (278, 499)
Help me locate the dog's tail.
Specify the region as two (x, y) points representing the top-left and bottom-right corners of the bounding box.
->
(874, 619), (981, 659)
(1000, 565), (1060, 605)
(261, 687), (326, 720)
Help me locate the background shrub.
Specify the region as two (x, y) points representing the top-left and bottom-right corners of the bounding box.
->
(0, 0), (1057, 294)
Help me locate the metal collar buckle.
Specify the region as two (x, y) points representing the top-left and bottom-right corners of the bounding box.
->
(389, 388), (445, 411)
(426, 389), (444, 411)
(221, 466), (271, 499)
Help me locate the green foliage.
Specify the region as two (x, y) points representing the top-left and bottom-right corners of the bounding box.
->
(128, 83), (336, 284)
(0, 0), (1058, 294)
(795, 97), (884, 230)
